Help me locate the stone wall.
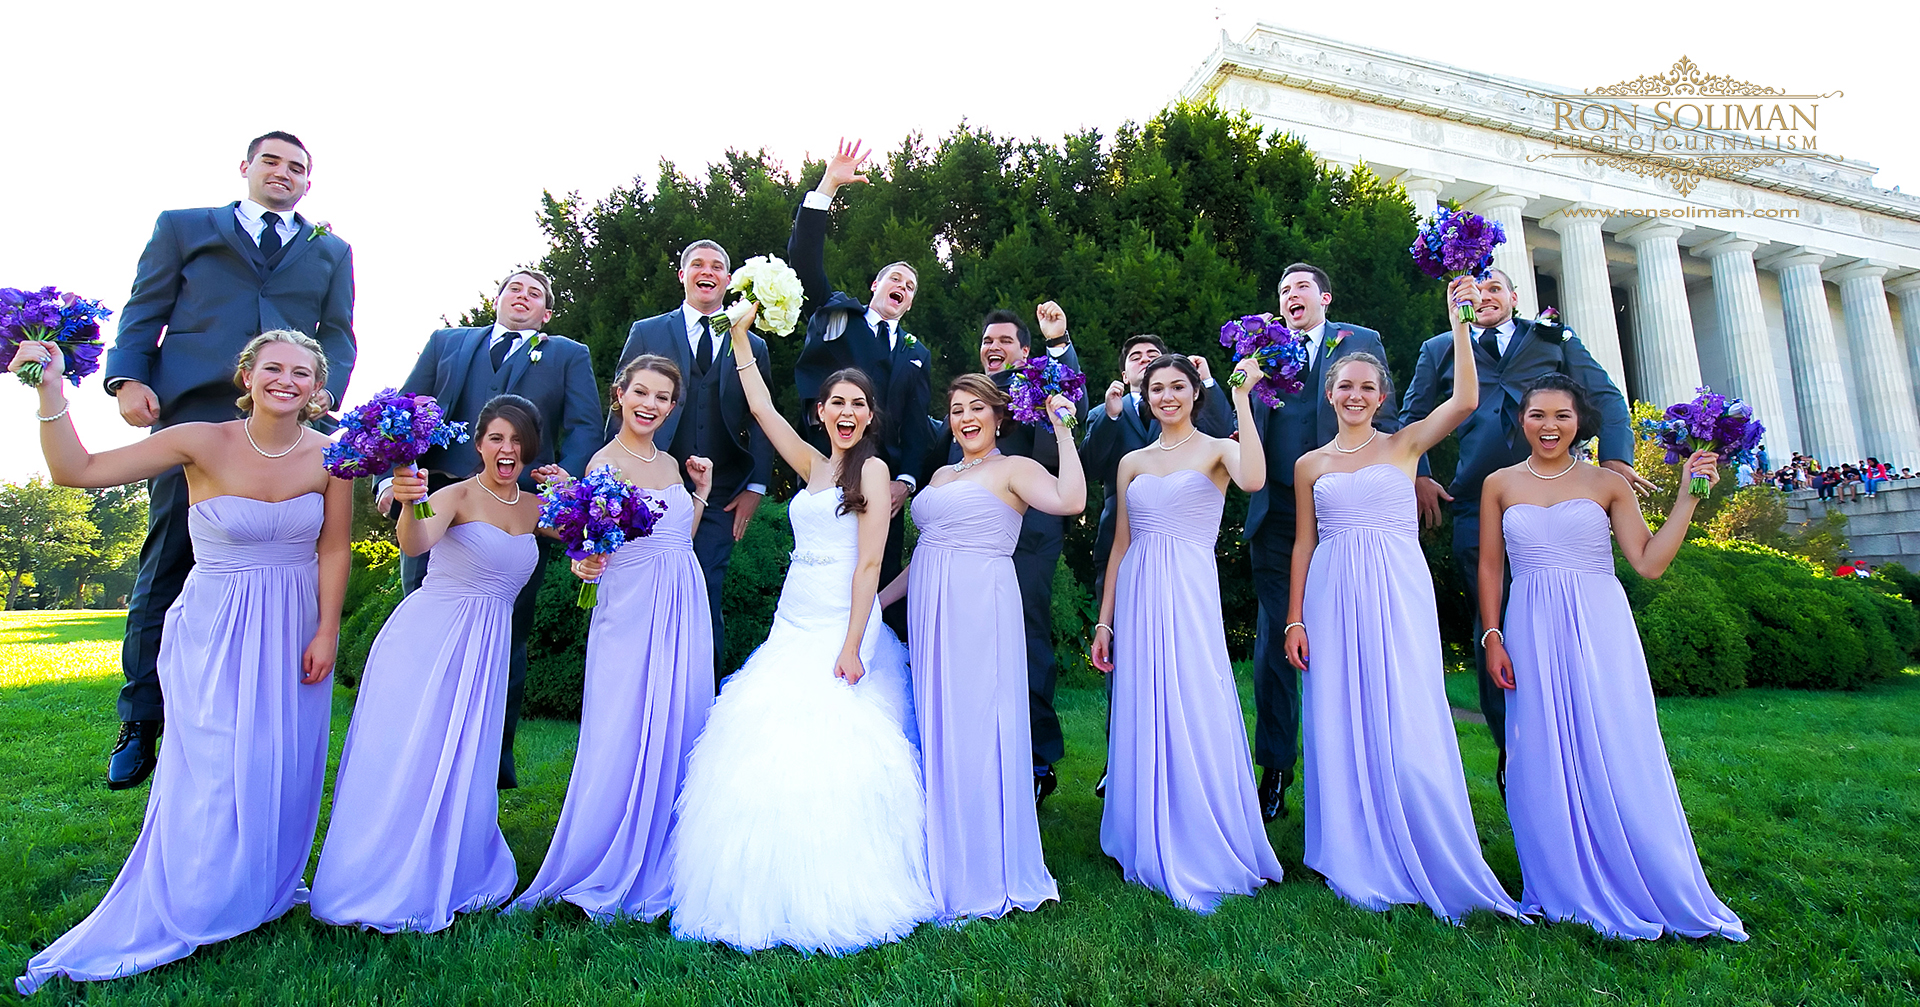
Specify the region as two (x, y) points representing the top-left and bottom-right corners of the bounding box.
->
(1786, 480), (1920, 568)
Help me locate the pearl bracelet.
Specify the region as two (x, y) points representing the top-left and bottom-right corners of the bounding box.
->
(1094, 622), (1113, 636)
(1480, 627), (1504, 647)
(1284, 621), (1305, 634)
(36, 403), (71, 422)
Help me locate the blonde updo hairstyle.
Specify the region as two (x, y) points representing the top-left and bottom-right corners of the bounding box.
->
(233, 329), (331, 421)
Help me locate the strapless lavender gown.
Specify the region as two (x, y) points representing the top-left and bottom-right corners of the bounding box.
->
(513, 484), (712, 922)
(17, 494), (330, 996)
(909, 480), (1058, 921)
(310, 520), (538, 933)
(1301, 464), (1520, 923)
(1101, 469), (1281, 912)
(1502, 499), (1746, 940)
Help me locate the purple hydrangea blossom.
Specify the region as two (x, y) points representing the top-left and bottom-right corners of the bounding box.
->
(1409, 205), (1508, 323)
(538, 465), (667, 607)
(1637, 386), (1766, 497)
(1006, 356), (1088, 432)
(323, 389), (470, 517)
(1219, 314), (1309, 408)
(0, 286), (114, 387)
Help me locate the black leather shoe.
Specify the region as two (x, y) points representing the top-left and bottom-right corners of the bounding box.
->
(108, 720), (161, 790)
(1095, 767), (1108, 799)
(1258, 767), (1286, 823)
(1033, 766), (1057, 807)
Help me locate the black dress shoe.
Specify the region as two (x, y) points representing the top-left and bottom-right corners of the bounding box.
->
(1095, 767), (1108, 799)
(1033, 766), (1058, 807)
(108, 720), (161, 790)
(1258, 767), (1286, 823)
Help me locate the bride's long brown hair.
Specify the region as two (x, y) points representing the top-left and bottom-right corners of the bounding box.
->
(818, 368), (883, 516)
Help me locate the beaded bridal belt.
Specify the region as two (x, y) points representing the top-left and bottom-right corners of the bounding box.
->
(789, 549), (856, 566)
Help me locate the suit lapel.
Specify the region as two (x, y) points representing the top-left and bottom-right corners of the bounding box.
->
(500, 333), (537, 391)
(211, 204), (264, 276)
(449, 328), (490, 401)
(270, 212), (316, 274)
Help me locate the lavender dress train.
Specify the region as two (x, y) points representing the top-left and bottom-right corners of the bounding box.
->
(310, 520), (538, 932)
(513, 484), (712, 921)
(1102, 470), (1282, 912)
(908, 481), (1059, 921)
(17, 495), (330, 995)
(1501, 500), (1746, 940)
(1301, 464), (1520, 922)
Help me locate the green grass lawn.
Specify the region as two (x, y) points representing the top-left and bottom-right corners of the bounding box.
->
(2, 610), (1916, 1005)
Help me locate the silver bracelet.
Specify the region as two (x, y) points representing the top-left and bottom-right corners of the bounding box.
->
(692, 493), (710, 506)
(736, 358), (756, 372)
(1094, 622), (1113, 636)
(1480, 627), (1504, 647)
(36, 403), (71, 422)
(1283, 621), (1305, 634)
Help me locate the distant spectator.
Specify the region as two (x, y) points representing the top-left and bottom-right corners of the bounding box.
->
(1864, 457), (1889, 496)
(1835, 563), (1856, 577)
(1855, 562), (1873, 579)
(1900, 467), (1914, 480)
(1818, 467), (1840, 501)
(1840, 465), (1863, 503)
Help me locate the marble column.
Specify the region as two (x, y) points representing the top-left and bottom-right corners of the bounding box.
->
(1468, 188), (1538, 319)
(1888, 272), (1920, 424)
(1764, 246), (1858, 465)
(1397, 172), (1450, 222)
(1828, 261), (1919, 463)
(1541, 206), (1627, 390)
(1692, 233), (1792, 454)
(1618, 219), (1702, 407)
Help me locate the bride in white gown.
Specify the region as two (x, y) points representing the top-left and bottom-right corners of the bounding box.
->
(668, 302), (933, 954)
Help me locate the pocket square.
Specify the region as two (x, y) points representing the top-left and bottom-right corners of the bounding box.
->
(911, 358), (924, 368)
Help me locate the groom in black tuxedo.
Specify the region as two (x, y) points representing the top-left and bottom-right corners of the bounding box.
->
(608, 240), (774, 688)
(378, 268), (601, 787)
(101, 130), (356, 789)
(790, 139), (933, 635)
(1239, 262), (1401, 822)
(1401, 267), (1642, 789)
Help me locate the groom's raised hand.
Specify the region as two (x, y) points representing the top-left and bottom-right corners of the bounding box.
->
(816, 138), (870, 199)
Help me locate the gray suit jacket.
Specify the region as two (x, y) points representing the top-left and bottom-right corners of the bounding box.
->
(401, 327), (602, 484)
(105, 203), (355, 424)
(608, 309), (774, 502)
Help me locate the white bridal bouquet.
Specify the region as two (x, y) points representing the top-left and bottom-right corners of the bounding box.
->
(725, 254), (805, 336)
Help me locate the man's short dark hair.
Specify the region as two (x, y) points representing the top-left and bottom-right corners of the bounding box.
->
(1279, 262), (1332, 297)
(980, 309), (1029, 349)
(1122, 334), (1167, 358)
(247, 131), (311, 167)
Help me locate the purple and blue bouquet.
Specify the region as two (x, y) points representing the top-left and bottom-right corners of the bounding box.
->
(0, 287), (113, 387)
(1007, 356), (1087, 431)
(538, 465), (668, 608)
(322, 389), (470, 518)
(1409, 204), (1507, 323)
(1219, 314), (1310, 408)
(1637, 386), (1765, 498)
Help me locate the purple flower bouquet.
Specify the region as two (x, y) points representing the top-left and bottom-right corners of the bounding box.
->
(1409, 204), (1507, 323)
(1007, 356), (1087, 431)
(1636, 386), (1765, 497)
(538, 465), (667, 608)
(322, 389), (470, 518)
(0, 286), (113, 387)
(1219, 314), (1310, 408)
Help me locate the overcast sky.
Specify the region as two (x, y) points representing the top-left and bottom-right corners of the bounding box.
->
(5, 0), (1913, 481)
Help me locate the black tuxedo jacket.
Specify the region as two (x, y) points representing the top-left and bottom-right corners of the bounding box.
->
(788, 202), (933, 483)
(400, 327), (602, 486)
(607, 309), (774, 502)
(106, 203), (355, 424)
(1401, 317), (1631, 504)
(937, 345), (1089, 474)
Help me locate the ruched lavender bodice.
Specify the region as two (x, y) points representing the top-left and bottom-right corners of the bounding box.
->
(186, 493), (324, 574)
(1125, 470), (1222, 546)
(420, 522), (538, 600)
(911, 481), (1019, 557)
(1503, 499), (1615, 578)
(607, 485), (698, 571)
(1311, 465), (1418, 539)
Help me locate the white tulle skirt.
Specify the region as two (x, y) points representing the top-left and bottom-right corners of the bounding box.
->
(667, 586), (933, 955)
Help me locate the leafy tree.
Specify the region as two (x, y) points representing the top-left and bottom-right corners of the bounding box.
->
(47, 486), (146, 608)
(0, 477), (98, 610)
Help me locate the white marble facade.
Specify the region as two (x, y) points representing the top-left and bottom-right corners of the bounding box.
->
(1183, 25), (1920, 466)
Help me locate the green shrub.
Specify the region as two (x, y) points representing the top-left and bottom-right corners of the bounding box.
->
(720, 500), (793, 674)
(335, 540), (402, 687)
(1705, 484), (1788, 547)
(1051, 557), (1095, 683)
(1875, 561), (1920, 609)
(1624, 566), (1749, 697)
(1787, 510), (1849, 568)
(522, 545), (590, 718)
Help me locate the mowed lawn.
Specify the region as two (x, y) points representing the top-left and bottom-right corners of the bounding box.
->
(2, 610), (1916, 1005)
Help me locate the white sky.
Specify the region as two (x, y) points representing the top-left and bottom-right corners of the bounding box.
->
(5, 0), (1915, 481)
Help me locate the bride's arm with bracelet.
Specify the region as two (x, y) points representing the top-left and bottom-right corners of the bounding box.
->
(727, 303), (827, 484)
(835, 456), (892, 684)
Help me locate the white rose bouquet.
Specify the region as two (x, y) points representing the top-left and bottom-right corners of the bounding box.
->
(724, 254), (805, 336)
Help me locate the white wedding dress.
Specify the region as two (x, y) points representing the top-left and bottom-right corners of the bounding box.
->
(668, 486), (933, 954)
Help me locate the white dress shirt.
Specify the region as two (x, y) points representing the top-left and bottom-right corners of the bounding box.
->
(1482, 319), (1517, 356)
(234, 198), (301, 247)
(490, 323), (537, 362)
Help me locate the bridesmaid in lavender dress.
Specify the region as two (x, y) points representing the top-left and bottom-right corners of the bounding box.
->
(310, 395), (551, 932)
(512, 355), (715, 921)
(1480, 374), (1746, 941)
(1089, 353), (1281, 913)
(878, 374), (1083, 922)
(12, 332), (350, 995)
(1283, 276), (1521, 924)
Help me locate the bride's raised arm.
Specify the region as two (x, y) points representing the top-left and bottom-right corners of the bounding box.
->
(727, 303), (827, 484)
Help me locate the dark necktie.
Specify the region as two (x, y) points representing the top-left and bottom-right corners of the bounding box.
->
(258, 211), (283, 258)
(875, 319), (891, 351)
(490, 331), (519, 371)
(696, 316), (715, 374)
(1478, 326), (1502, 362)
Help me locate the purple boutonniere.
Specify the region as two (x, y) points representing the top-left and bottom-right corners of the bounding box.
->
(1328, 328), (1350, 352)
(307, 220), (333, 242)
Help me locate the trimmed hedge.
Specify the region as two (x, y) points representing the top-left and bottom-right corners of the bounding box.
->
(336, 540), (401, 688)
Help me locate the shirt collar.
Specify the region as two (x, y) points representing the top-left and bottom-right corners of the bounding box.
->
(237, 198), (295, 227)
(865, 308), (899, 343)
(490, 322), (538, 342)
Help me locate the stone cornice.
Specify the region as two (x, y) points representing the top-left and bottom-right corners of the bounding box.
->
(1182, 25), (1920, 223)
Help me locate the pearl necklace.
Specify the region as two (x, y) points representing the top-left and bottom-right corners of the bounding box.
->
(1333, 430), (1379, 454)
(615, 436), (660, 463)
(474, 476), (521, 505)
(1156, 430), (1197, 451)
(1525, 456), (1578, 480)
(244, 418), (303, 459)
(953, 449), (1001, 473)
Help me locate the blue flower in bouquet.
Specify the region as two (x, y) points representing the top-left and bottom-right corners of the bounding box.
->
(323, 389), (470, 517)
(1639, 386), (1764, 497)
(1410, 204), (1507, 323)
(1007, 356), (1088, 431)
(1219, 314), (1309, 407)
(0, 286), (114, 387)
(538, 465), (667, 607)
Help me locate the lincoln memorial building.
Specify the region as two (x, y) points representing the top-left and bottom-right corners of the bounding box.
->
(1184, 26), (1920, 468)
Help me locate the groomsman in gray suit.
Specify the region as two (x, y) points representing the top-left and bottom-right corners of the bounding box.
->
(1240, 262), (1401, 822)
(1401, 267), (1645, 792)
(101, 130), (356, 789)
(607, 240), (774, 688)
(377, 269), (602, 788)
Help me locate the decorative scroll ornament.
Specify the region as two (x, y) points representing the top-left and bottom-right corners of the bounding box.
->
(1586, 56), (1790, 98)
